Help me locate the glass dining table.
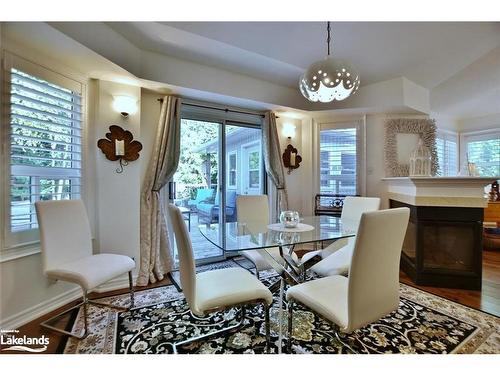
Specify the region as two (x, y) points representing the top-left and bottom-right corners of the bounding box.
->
(198, 215), (356, 352)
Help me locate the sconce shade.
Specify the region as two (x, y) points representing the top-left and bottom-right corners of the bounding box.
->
(112, 95), (138, 117)
(282, 123), (296, 139)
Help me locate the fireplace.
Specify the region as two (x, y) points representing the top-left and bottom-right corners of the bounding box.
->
(391, 200), (483, 290)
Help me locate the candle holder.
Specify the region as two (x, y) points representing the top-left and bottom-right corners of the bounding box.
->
(97, 125), (142, 173)
(282, 142), (302, 174)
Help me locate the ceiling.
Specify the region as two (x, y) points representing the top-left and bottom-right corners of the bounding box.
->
(107, 22), (500, 91)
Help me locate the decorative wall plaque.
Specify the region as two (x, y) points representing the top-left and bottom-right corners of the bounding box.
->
(97, 125), (142, 173)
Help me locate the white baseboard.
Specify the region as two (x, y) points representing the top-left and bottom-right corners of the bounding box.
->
(0, 287), (81, 330)
(1, 273), (136, 330)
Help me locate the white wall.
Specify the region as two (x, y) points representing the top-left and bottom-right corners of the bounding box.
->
(275, 117), (306, 215)
(92, 80), (142, 262)
(277, 112), (431, 214)
(457, 113), (500, 133)
(0, 79), (160, 329)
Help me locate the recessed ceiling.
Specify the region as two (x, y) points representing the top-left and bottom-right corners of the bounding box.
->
(108, 21), (500, 90)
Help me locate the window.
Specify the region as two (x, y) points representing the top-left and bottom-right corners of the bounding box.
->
(248, 150), (260, 188)
(436, 130), (458, 176)
(319, 122), (362, 196)
(4, 62), (83, 246)
(461, 130), (500, 177)
(227, 151), (237, 189)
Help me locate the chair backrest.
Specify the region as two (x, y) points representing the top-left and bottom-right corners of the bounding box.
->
(345, 207), (410, 332)
(236, 195), (269, 230)
(340, 196), (381, 230)
(196, 188), (213, 202)
(215, 190), (238, 208)
(168, 204), (197, 311)
(35, 200), (93, 273)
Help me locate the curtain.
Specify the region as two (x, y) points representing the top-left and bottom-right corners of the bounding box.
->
(262, 111), (288, 221)
(137, 96), (181, 286)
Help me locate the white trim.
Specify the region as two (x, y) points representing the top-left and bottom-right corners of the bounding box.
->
(0, 271), (135, 329)
(0, 286), (81, 330)
(0, 242), (40, 263)
(1, 50), (88, 258)
(459, 128), (500, 176)
(314, 118), (366, 196)
(240, 140), (262, 195)
(226, 150), (237, 189)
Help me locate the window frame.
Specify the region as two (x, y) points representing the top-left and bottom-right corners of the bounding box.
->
(1, 52), (87, 260)
(227, 150), (238, 189)
(314, 118), (366, 197)
(459, 128), (500, 177)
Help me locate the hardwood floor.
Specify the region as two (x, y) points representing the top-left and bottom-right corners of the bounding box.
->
(399, 249), (500, 317)
(2, 249), (499, 354)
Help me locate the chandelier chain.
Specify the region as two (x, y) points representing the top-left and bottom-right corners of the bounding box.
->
(327, 21), (331, 56)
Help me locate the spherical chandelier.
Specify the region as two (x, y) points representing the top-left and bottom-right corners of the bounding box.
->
(300, 22), (360, 103)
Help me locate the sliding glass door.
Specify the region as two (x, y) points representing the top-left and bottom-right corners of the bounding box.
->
(170, 115), (263, 266)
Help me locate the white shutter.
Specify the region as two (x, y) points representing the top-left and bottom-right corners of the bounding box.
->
(319, 126), (357, 195)
(436, 130), (458, 176)
(8, 68), (82, 232)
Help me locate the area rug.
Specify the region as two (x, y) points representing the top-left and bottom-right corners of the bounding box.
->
(64, 264), (500, 354)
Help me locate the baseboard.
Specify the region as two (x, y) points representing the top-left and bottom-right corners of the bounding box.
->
(1, 273), (136, 330)
(0, 287), (81, 330)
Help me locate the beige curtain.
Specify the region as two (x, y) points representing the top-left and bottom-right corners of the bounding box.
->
(137, 96), (181, 286)
(262, 111), (288, 220)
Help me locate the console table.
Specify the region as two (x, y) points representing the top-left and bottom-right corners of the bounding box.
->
(383, 177), (497, 290)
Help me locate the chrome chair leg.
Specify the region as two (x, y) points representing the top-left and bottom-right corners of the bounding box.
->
(40, 293), (89, 339)
(287, 299), (294, 353)
(264, 302), (270, 353)
(128, 271), (135, 308)
(41, 272), (135, 339)
(333, 325), (357, 354)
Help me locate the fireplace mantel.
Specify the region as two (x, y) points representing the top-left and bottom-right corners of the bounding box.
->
(382, 176), (499, 290)
(382, 177), (496, 208)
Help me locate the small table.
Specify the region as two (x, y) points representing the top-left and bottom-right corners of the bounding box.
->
(177, 206), (192, 231)
(199, 216), (355, 353)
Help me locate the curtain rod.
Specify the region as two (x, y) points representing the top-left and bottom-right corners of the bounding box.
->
(157, 98), (278, 118)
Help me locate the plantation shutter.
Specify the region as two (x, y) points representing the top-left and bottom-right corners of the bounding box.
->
(8, 67), (82, 232)
(319, 126), (358, 195)
(436, 130), (458, 176)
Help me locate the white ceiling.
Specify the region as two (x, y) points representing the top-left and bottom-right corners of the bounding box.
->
(108, 22), (500, 90)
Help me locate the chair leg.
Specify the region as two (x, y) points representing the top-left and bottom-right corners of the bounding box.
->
(333, 325), (357, 354)
(40, 292), (89, 339)
(128, 271), (135, 308)
(172, 306), (246, 354)
(287, 299), (294, 353)
(264, 302), (270, 353)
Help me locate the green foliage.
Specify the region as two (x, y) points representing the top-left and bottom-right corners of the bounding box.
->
(175, 119), (219, 199)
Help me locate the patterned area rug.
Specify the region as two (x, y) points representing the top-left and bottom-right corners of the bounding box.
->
(64, 264), (500, 354)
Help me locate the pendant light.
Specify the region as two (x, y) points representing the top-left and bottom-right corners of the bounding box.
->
(300, 22), (360, 103)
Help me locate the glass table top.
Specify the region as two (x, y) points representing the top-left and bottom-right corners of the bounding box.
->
(198, 216), (356, 252)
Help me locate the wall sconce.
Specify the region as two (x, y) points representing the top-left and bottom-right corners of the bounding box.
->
(282, 123), (296, 139)
(112, 95), (138, 117)
(282, 124), (302, 174)
(97, 125), (143, 173)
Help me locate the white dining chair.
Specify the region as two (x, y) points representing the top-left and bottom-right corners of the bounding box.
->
(35, 200), (135, 339)
(287, 207), (410, 353)
(237, 195), (298, 279)
(300, 196), (381, 277)
(168, 204), (273, 353)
